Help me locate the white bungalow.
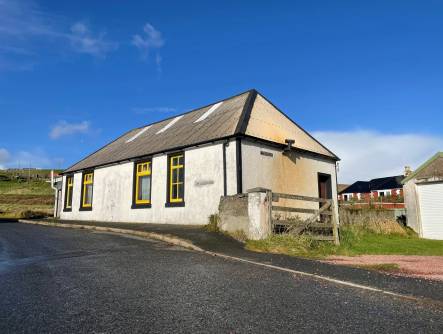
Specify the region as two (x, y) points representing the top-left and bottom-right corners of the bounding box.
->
(56, 90), (339, 226)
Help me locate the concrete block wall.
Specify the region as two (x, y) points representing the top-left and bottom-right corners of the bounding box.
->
(218, 189), (272, 240)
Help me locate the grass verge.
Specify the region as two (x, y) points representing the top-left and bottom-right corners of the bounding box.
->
(246, 223), (443, 258)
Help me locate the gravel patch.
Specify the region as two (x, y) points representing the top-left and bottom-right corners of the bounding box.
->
(325, 255), (443, 281)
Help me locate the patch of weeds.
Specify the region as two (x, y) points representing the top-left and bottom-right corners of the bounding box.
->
(246, 234), (337, 259)
(203, 214), (220, 232)
(246, 223), (443, 258)
(20, 210), (49, 219)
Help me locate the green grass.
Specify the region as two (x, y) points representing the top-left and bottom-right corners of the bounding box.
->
(0, 179), (54, 218)
(0, 179), (53, 195)
(246, 224), (443, 258)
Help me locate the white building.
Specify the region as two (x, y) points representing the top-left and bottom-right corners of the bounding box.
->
(403, 152), (443, 240)
(56, 90), (339, 226)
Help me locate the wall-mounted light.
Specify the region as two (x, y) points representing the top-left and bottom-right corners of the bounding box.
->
(284, 139), (295, 153)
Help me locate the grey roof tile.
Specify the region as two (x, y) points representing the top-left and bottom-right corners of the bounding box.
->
(64, 91), (251, 173)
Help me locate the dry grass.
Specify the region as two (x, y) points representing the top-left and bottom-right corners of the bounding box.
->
(0, 194), (53, 205)
(350, 219), (407, 236)
(0, 179), (54, 218)
(247, 234), (335, 258)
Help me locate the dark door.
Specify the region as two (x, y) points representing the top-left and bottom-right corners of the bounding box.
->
(318, 173), (332, 222)
(318, 173), (332, 203)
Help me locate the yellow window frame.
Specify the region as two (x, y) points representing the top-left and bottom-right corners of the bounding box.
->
(169, 154), (184, 203)
(82, 172), (93, 208)
(135, 161), (151, 204)
(65, 176), (73, 209)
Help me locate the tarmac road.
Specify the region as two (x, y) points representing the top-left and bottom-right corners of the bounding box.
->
(0, 222), (442, 333)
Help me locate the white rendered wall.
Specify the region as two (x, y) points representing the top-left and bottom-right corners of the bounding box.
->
(403, 179), (421, 235)
(60, 142), (235, 225)
(241, 139), (339, 220)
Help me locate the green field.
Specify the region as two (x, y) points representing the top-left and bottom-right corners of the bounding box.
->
(0, 170), (56, 218)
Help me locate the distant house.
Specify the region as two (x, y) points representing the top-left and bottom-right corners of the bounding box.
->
(402, 152), (443, 240)
(338, 175), (405, 209)
(55, 90), (340, 225)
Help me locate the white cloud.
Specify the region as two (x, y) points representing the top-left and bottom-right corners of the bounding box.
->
(132, 23), (164, 70)
(312, 130), (443, 184)
(132, 106), (176, 114)
(0, 0), (117, 70)
(69, 21), (118, 57)
(49, 120), (91, 139)
(0, 148), (11, 169)
(0, 147), (56, 169)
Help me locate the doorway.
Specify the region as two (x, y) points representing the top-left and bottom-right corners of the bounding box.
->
(318, 173), (332, 222)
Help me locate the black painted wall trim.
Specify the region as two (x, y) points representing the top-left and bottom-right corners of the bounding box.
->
(235, 89), (257, 135)
(236, 138), (242, 194)
(222, 141), (227, 196)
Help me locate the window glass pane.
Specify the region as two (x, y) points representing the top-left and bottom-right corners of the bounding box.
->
(178, 167), (184, 182)
(68, 187), (73, 206)
(178, 183), (184, 199)
(85, 184), (93, 205)
(138, 175), (151, 201)
(172, 184), (178, 199)
(178, 156), (184, 165)
(172, 168), (178, 183)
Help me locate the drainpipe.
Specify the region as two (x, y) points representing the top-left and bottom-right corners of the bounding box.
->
(51, 170), (58, 218)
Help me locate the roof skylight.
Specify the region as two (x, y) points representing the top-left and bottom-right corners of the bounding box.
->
(156, 115), (184, 134)
(194, 102), (223, 123)
(126, 126), (151, 143)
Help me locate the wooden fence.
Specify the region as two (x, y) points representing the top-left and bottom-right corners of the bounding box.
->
(271, 192), (339, 245)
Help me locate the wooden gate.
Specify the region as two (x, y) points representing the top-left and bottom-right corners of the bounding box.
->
(271, 192), (339, 245)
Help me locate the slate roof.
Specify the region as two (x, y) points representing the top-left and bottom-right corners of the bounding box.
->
(340, 181), (370, 194)
(340, 176), (404, 194)
(64, 89), (337, 174)
(402, 152), (443, 184)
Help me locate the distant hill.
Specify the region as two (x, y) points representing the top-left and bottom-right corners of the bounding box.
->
(0, 171), (57, 218)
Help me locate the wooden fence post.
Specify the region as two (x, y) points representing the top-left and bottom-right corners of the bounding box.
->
(332, 202), (340, 245)
(266, 189), (273, 235)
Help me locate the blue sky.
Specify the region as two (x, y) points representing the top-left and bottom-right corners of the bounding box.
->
(1, 0), (442, 182)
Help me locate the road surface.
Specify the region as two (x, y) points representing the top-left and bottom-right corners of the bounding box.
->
(0, 222), (442, 333)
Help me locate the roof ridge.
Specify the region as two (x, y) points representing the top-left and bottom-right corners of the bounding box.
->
(133, 89), (257, 131)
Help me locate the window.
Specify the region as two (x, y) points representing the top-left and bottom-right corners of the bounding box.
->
(64, 175), (73, 211)
(80, 172), (93, 210)
(167, 153), (184, 206)
(379, 191), (385, 197)
(132, 160), (152, 208)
